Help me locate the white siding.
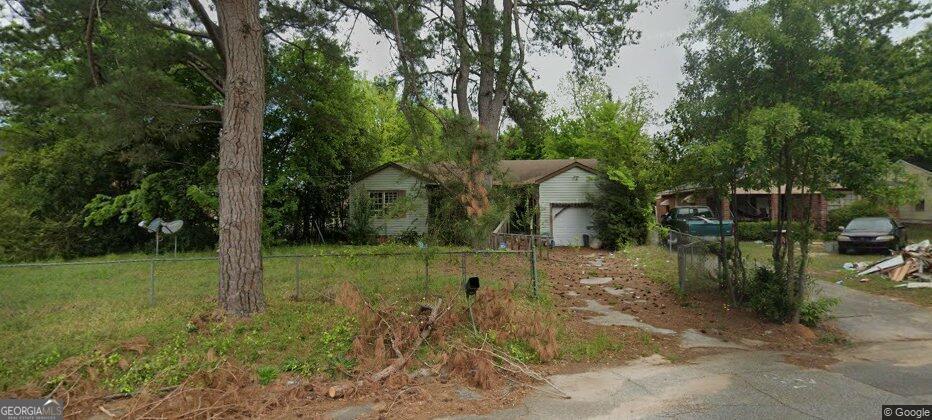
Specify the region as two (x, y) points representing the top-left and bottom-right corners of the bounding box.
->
(538, 167), (600, 243)
(896, 162), (932, 223)
(354, 166), (429, 235)
(827, 191), (858, 211)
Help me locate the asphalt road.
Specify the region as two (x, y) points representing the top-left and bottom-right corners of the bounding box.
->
(469, 281), (932, 419)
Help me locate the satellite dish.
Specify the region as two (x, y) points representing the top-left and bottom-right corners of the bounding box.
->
(161, 220), (184, 234)
(146, 218), (163, 233)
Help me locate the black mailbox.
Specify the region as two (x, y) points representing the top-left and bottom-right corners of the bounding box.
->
(464, 276), (480, 296)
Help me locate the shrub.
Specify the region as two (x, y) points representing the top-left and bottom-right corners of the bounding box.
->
(736, 221), (774, 241)
(745, 266), (796, 322)
(799, 297), (839, 327)
(347, 188), (376, 244)
(426, 185), (511, 246)
(393, 228), (421, 245)
(590, 177), (653, 249)
(827, 200), (888, 231)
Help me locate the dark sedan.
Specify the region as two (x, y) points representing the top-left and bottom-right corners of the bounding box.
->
(837, 217), (907, 254)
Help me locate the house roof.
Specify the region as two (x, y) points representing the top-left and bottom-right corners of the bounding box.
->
(353, 161), (432, 182)
(356, 159), (600, 186)
(659, 184), (845, 196)
(497, 159), (599, 185)
(899, 159), (932, 174)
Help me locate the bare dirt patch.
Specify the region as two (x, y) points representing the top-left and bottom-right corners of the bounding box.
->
(542, 248), (840, 354)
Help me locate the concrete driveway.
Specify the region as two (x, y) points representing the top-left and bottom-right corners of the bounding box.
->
(474, 281), (932, 419)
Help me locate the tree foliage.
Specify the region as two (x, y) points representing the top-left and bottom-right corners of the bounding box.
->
(668, 0), (931, 321)
(0, 1), (413, 262)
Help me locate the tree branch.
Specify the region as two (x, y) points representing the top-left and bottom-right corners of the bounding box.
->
(150, 22), (210, 39)
(160, 102), (222, 111)
(185, 59), (224, 94)
(187, 0), (226, 66)
(84, 0), (104, 87)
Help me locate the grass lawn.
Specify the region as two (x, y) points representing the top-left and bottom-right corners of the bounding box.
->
(904, 223), (932, 243)
(0, 244), (547, 393)
(740, 241), (931, 308)
(624, 226), (931, 309)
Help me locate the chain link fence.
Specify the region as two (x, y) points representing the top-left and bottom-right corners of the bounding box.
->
(0, 248), (544, 313)
(664, 230), (723, 293)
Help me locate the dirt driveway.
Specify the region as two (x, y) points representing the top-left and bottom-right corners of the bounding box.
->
(471, 249), (932, 419)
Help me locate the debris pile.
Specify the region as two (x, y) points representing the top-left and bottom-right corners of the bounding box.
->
(856, 240), (932, 287)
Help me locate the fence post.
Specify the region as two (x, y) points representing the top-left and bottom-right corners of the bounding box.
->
(530, 235), (539, 298)
(148, 259), (156, 307)
(677, 244), (687, 292)
(460, 253), (467, 287)
(294, 256), (301, 300)
(423, 253), (430, 300)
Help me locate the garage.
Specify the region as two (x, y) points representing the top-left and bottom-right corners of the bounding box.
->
(551, 205), (597, 246)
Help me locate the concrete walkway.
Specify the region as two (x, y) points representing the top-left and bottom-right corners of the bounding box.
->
(472, 280), (932, 419)
(815, 280), (932, 342)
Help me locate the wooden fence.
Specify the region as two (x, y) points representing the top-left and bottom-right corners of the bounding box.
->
(488, 233), (551, 259)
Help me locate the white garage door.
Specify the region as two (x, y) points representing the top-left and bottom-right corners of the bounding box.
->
(552, 206), (597, 246)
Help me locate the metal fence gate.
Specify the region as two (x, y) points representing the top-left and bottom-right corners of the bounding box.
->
(666, 231), (722, 293)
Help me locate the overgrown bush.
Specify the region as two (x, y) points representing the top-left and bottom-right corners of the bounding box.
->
(347, 188), (376, 244)
(737, 221), (774, 241)
(426, 186), (511, 247)
(827, 200), (888, 231)
(799, 297), (839, 327)
(591, 177), (653, 249)
(744, 265), (797, 323)
(393, 228), (421, 245)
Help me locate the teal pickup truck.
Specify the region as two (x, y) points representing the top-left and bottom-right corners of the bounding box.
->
(661, 206), (734, 239)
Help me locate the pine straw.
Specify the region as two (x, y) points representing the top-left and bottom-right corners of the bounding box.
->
(23, 281), (561, 418)
(337, 281), (560, 392)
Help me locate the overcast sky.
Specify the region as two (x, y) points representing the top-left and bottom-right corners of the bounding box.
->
(344, 1), (928, 133)
(345, 0), (696, 132)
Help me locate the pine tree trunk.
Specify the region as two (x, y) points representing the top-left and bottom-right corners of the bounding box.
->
(216, 0), (265, 316)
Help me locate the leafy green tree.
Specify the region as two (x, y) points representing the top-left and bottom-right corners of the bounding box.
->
(0, 1), (409, 266)
(543, 77), (658, 247)
(333, 0), (651, 220)
(670, 0), (930, 322)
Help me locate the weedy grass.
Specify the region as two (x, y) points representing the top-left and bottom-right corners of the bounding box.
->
(619, 246), (679, 291)
(0, 244), (542, 392)
(561, 331), (625, 362)
(627, 240), (930, 308)
(741, 242), (931, 308)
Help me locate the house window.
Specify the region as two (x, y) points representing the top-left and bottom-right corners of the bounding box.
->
(368, 190), (404, 216)
(917, 199), (926, 212)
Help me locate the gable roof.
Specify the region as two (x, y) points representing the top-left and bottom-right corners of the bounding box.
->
(899, 159), (932, 174)
(354, 161), (431, 182)
(356, 159), (600, 186)
(498, 159), (599, 185)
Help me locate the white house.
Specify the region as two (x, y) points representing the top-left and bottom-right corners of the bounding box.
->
(893, 159), (932, 224)
(352, 159), (601, 246)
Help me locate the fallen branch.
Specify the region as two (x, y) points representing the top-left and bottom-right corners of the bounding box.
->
(101, 386), (177, 402)
(472, 346), (570, 399)
(328, 298), (446, 398)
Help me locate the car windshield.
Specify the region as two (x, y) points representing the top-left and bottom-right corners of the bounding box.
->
(675, 207), (714, 219)
(846, 218), (893, 231)
(694, 208), (714, 218)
